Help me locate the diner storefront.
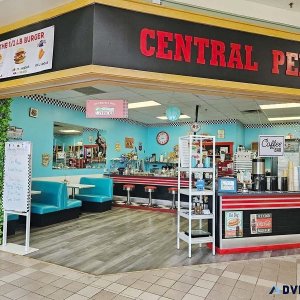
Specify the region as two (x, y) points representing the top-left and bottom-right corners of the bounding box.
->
(1, 0), (300, 272)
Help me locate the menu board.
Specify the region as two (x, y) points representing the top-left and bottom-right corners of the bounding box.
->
(0, 26), (54, 79)
(250, 213), (272, 234)
(225, 211), (243, 238)
(2, 142), (32, 213)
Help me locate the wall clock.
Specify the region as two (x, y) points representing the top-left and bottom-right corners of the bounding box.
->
(156, 131), (169, 145)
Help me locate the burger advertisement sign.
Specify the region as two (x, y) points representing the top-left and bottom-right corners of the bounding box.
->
(0, 26), (54, 79)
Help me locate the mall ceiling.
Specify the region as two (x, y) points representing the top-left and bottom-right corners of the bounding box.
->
(41, 84), (294, 125)
(0, 0), (300, 28)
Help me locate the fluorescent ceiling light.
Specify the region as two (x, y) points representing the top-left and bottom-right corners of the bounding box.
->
(128, 101), (161, 109)
(59, 129), (81, 133)
(268, 116), (300, 121)
(260, 103), (300, 110)
(156, 114), (191, 120)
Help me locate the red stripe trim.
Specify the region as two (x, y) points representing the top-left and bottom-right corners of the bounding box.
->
(222, 195), (300, 200)
(223, 199), (300, 203)
(223, 203), (300, 209)
(208, 243), (300, 254)
(113, 203), (176, 214)
(111, 176), (189, 187)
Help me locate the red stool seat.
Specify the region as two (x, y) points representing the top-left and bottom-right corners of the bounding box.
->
(145, 186), (157, 191)
(123, 184), (135, 190)
(168, 187), (178, 192)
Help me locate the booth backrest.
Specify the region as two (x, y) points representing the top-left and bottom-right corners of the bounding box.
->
(79, 177), (113, 197)
(31, 181), (68, 208)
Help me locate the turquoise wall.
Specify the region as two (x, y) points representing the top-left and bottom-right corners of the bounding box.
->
(11, 97), (300, 178)
(10, 97), (147, 177)
(244, 125), (300, 149)
(146, 122), (242, 158)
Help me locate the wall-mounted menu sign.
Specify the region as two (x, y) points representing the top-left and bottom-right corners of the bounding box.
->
(0, 26), (54, 79)
(86, 100), (128, 118)
(250, 213), (272, 234)
(259, 135), (284, 157)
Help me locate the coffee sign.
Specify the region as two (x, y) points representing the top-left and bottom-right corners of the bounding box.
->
(259, 135), (284, 157)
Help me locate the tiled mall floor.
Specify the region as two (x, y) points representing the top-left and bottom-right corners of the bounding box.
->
(0, 251), (299, 300)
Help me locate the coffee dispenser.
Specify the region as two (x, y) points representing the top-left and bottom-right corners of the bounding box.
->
(252, 158), (266, 191)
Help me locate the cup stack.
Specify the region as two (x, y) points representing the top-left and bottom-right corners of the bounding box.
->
(288, 161), (294, 191)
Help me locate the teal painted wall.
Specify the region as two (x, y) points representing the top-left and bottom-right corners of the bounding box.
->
(11, 97), (300, 178)
(244, 125), (300, 149)
(146, 122), (241, 158)
(10, 97), (147, 177)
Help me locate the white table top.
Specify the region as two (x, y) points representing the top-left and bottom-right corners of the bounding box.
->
(31, 190), (41, 195)
(66, 183), (95, 189)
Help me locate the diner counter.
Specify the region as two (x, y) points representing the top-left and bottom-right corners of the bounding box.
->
(215, 192), (300, 254)
(107, 174), (189, 202)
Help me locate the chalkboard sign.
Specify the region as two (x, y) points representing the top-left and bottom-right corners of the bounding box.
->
(2, 141), (32, 213)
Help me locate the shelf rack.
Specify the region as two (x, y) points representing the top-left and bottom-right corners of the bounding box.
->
(177, 135), (216, 258)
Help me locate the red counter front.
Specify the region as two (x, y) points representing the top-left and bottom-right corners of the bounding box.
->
(109, 174), (189, 203)
(216, 193), (300, 254)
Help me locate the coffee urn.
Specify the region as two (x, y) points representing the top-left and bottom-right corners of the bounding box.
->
(252, 158), (266, 191)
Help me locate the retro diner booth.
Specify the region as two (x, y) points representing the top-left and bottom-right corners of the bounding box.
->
(2, 0), (300, 261)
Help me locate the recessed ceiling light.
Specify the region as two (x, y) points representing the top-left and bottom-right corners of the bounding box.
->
(268, 116), (300, 121)
(156, 114), (191, 120)
(260, 103), (300, 110)
(128, 101), (161, 109)
(59, 129), (81, 133)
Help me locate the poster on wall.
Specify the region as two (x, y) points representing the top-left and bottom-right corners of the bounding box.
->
(0, 26), (54, 79)
(86, 100), (128, 118)
(225, 211), (243, 238)
(259, 135), (284, 157)
(125, 137), (134, 148)
(250, 213), (272, 234)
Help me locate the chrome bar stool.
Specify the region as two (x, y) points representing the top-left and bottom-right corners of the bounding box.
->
(168, 187), (178, 209)
(144, 185), (157, 206)
(123, 184), (135, 205)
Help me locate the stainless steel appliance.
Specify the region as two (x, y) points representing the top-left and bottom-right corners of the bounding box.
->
(252, 158), (266, 191)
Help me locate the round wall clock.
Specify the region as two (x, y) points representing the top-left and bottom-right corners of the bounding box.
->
(156, 131), (169, 145)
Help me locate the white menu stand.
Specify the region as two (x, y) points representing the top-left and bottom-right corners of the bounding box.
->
(1, 141), (38, 255)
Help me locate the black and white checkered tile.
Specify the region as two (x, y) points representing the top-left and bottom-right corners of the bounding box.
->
(112, 118), (148, 127)
(22, 94), (85, 112)
(23, 95), (297, 129)
(244, 122), (300, 128)
(147, 119), (238, 127)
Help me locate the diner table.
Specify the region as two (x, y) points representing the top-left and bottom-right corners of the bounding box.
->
(31, 190), (41, 195)
(66, 183), (95, 199)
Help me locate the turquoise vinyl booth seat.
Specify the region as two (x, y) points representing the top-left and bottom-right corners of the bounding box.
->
(30, 181), (82, 226)
(75, 177), (113, 212)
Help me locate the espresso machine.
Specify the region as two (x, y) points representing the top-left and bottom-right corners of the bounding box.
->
(252, 158), (266, 191)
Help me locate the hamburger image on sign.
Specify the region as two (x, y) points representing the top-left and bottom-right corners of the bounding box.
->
(14, 48), (26, 64)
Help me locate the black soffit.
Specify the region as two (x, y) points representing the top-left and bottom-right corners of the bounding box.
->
(0, 4), (300, 90)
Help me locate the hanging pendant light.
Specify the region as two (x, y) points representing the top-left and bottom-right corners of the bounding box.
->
(166, 106), (181, 121)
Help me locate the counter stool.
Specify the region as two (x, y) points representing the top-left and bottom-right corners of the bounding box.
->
(123, 184), (135, 205)
(168, 187), (178, 209)
(144, 185), (157, 207)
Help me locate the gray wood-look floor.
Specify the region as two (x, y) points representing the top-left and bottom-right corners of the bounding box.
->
(9, 207), (300, 275)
